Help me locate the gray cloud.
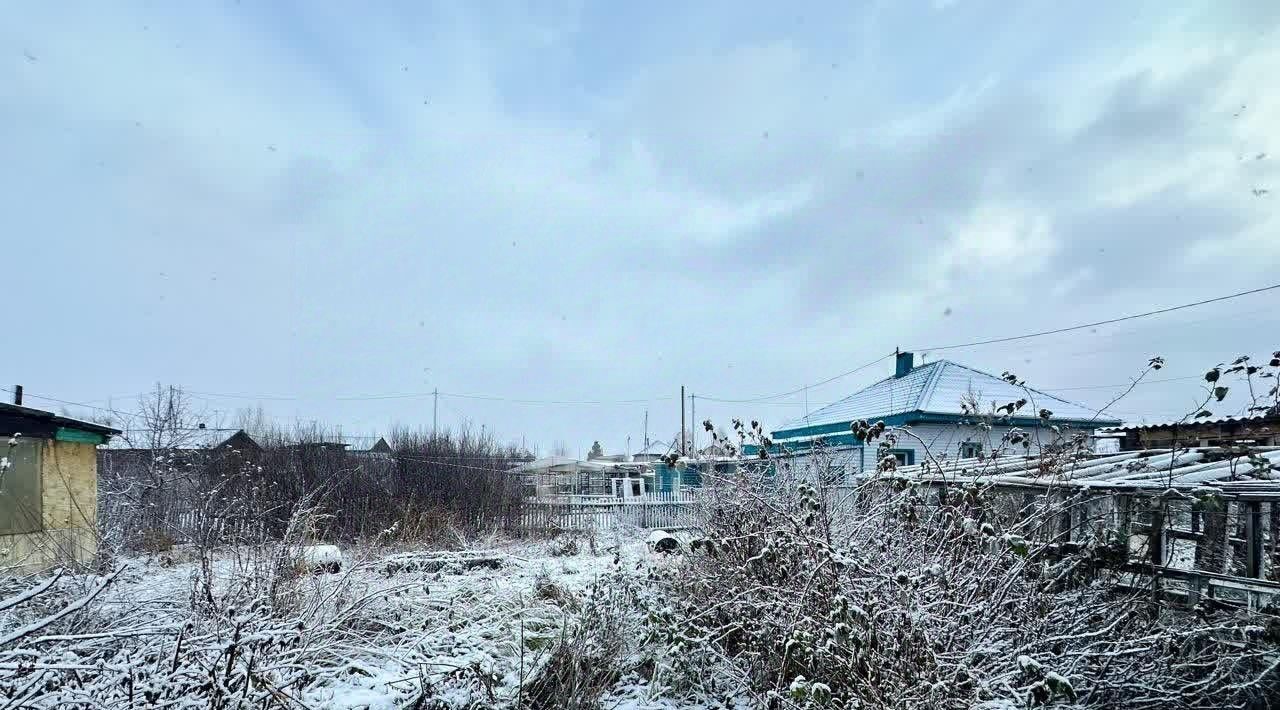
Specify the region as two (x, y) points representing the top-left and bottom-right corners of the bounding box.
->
(3, 1), (1279, 452)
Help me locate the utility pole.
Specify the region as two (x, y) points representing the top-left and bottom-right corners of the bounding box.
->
(644, 410), (649, 450)
(691, 393), (697, 457)
(432, 388), (438, 436)
(680, 386), (686, 456)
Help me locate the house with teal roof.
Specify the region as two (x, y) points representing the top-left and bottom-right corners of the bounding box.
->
(755, 352), (1121, 477)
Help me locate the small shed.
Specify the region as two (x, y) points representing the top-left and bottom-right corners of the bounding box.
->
(1, 402), (120, 572)
(512, 456), (653, 498)
(1105, 413), (1280, 451)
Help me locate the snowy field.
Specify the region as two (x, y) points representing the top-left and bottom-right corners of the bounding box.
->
(1, 530), (720, 709)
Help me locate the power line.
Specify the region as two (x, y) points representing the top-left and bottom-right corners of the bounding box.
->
(694, 372), (1206, 406)
(438, 391), (675, 405)
(916, 283), (1280, 353)
(186, 388), (676, 406)
(187, 389), (298, 401)
(1039, 374), (1205, 392)
(0, 387), (137, 420)
(701, 352), (895, 404)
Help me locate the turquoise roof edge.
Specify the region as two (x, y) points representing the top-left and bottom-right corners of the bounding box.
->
(773, 410), (1121, 441)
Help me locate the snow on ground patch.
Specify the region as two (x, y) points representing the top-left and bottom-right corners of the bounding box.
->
(85, 535), (639, 709)
(300, 544), (343, 570)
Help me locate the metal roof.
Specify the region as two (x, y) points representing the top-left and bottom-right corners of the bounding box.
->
(1101, 412), (1279, 432)
(864, 446), (1280, 495)
(0, 402), (121, 438)
(779, 360), (1118, 432)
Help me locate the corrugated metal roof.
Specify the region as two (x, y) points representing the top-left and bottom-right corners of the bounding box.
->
(779, 360), (1117, 432)
(1101, 412), (1279, 432)
(0, 402), (122, 437)
(866, 446), (1280, 493)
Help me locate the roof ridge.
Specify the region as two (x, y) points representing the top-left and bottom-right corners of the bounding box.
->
(927, 360), (1110, 417)
(914, 360), (949, 410)
(778, 360), (944, 430)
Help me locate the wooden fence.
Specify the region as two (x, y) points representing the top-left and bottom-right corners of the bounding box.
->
(514, 491), (701, 532)
(171, 509), (259, 543)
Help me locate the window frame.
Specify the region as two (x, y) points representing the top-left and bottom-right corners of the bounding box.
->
(888, 448), (915, 466)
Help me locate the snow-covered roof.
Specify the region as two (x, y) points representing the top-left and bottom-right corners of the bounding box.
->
(1101, 412), (1279, 432)
(864, 447), (1280, 494)
(512, 456), (654, 474)
(0, 402), (121, 438)
(777, 360), (1119, 433)
(511, 456), (601, 473)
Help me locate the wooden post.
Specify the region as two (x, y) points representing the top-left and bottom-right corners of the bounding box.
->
(1117, 494), (1132, 538)
(1270, 502), (1280, 582)
(1075, 496), (1092, 543)
(1057, 493), (1073, 545)
(1230, 502), (1249, 574)
(1245, 501), (1263, 579)
(1149, 500), (1165, 567)
(680, 386), (686, 456)
(1195, 498), (1228, 574)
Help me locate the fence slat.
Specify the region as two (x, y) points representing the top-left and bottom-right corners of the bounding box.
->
(513, 492), (700, 532)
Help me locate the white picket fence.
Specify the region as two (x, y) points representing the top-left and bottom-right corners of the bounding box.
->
(516, 491), (701, 532)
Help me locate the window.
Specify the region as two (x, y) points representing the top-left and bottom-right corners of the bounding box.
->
(960, 442), (983, 459)
(888, 449), (915, 466)
(0, 438), (42, 535)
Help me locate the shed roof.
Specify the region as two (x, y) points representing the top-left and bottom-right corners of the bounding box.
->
(1101, 412), (1279, 432)
(776, 359), (1120, 436)
(0, 402), (121, 440)
(863, 446), (1280, 497)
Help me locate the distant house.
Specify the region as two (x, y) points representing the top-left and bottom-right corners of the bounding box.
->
(99, 427), (262, 480)
(368, 437), (393, 455)
(651, 458), (746, 493)
(1, 402), (120, 571)
(755, 352), (1121, 476)
(513, 456), (651, 498)
(1105, 413), (1280, 451)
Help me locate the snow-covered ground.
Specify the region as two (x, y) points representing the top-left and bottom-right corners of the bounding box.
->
(84, 532), (668, 709)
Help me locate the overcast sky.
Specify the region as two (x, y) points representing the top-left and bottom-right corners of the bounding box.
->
(4, 1), (1278, 456)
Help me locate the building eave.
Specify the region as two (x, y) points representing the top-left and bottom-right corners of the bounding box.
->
(773, 409), (1120, 441)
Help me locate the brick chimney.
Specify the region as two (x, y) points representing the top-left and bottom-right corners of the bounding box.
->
(895, 351), (915, 378)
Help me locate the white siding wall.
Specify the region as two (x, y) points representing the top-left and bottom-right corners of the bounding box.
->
(777, 422), (1101, 484)
(856, 422), (1094, 472)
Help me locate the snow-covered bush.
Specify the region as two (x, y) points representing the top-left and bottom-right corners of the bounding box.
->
(521, 567), (644, 709)
(646, 457), (1280, 708)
